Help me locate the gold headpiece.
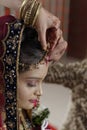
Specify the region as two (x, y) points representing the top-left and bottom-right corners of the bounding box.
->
(19, 52), (48, 72)
(19, 42), (52, 73)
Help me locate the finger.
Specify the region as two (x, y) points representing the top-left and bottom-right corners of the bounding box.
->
(51, 15), (61, 29)
(56, 40), (67, 56)
(51, 29), (63, 50)
(55, 41), (67, 60)
(37, 28), (47, 50)
(59, 41), (68, 56)
(50, 40), (68, 61)
(46, 28), (62, 51)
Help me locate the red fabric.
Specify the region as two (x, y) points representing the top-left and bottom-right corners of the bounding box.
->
(0, 15), (16, 40)
(32, 123), (57, 130)
(0, 15), (16, 129)
(0, 113), (3, 127)
(47, 124), (57, 130)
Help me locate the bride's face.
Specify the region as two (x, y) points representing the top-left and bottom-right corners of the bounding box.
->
(18, 62), (49, 110)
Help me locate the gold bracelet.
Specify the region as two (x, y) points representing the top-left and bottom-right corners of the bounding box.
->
(22, 0), (36, 19)
(27, 0), (38, 25)
(32, 2), (41, 26)
(19, 0), (28, 19)
(19, 0), (35, 19)
(20, 0), (41, 27)
(25, 1), (41, 26)
(24, 0), (36, 25)
(24, 11), (31, 25)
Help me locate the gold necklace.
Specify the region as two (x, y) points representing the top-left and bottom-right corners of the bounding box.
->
(18, 109), (32, 130)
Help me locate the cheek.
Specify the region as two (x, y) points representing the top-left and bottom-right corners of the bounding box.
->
(43, 68), (48, 78)
(18, 88), (25, 100)
(18, 82), (31, 100)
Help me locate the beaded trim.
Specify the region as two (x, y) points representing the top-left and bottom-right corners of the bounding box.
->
(2, 20), (23, 130)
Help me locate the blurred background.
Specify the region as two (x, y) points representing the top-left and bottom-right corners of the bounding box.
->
(0, 0), (87, 129)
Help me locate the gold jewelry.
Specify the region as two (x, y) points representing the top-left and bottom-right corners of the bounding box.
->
(20, 0), (36, 20)
(20, 0), (28, 19)
(18, 109), (32, 130)
(24, 0), (36, 22)
(19, 62), (44, 72)
(24, 0), (41, 26)
(32, 2), (41, 26)
(19, 0), (41, 27)
(27, 0), (37, 25)
(28, 1), (41, 26)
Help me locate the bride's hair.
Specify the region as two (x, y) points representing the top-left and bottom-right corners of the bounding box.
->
(19, 27), (46, 72)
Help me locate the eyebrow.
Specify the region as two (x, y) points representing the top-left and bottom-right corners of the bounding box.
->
(24, 77), (43, 80)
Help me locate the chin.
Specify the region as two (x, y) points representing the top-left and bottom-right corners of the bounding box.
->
(24, 105), (34, 110)
(19, 103), (34, 110)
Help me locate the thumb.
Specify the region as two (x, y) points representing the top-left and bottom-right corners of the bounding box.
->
(50, 16), (61, 29)
(38, 28), (47, 50)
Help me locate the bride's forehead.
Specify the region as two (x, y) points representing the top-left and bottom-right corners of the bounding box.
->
(20, 63), (48, 79)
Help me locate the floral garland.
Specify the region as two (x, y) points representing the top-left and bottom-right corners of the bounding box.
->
(32, 105), (50, 127)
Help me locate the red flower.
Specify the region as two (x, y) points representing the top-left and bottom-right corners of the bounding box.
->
(46, 123), (58, 130)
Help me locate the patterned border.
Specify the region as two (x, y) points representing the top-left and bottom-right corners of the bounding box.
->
(2, 20), (23, 130)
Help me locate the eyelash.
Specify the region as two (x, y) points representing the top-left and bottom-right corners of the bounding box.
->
(27, 83), (36, 87)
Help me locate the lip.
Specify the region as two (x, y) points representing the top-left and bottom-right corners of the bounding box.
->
(29, 99), (39, 103)
(29, 99), (39, 107)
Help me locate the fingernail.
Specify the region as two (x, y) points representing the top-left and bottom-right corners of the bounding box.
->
(43, 47), (47, 50)
(43, 45), (47, 50)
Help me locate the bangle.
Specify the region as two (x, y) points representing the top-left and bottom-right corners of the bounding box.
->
(19, 0), (27, 19)
(27, 0), (38, 25)
(19, 0), (35, 19)
(19, 0), (41, 27)
(24, 0), (36, 25)
(24, 1), (41, 26)
(32, 2), (41, 26)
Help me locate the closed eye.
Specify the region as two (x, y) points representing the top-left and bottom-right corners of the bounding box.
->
(27, 82), (36, 87)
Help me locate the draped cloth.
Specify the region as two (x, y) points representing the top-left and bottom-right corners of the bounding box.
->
(0, 15), (23, 130)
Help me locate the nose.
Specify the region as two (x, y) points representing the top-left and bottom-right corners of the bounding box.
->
(35, 84), (43, 96)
